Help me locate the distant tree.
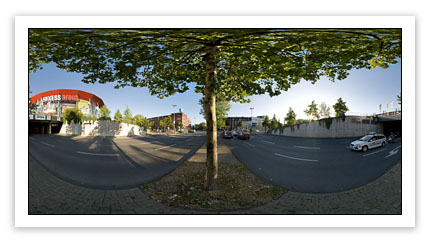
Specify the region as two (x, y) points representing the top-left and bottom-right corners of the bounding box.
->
(29, 100), (37, 114)
(319, 102), (331, 119)
(98, 105), (111, 121)
(63, 107), (83, 124)
(262, 115), (270, 132)
(123, 106), (133, 123)
(133, 114), (150, 129)
(333, 97), (349, 118)
(161, 116), (174, 131)
(237, 119), (243, 129)
(199, 122), (207, 130)
(28, 91), (38, 114)
(304, 100), (320, 120)
(199, 96), (231, 130)
(285, 107), (297, 126)
(270, 114), (279, 130)
(177, 121), (183, 130)
(114, 109), (123, 122)
(159, 119), (165, 131)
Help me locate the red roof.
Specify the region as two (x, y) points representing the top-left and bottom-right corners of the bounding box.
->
(30, 89), (104, 107)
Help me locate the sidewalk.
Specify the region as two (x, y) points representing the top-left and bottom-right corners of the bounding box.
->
(28, 136), (401, 214)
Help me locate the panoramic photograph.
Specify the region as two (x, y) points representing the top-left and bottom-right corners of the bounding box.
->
(27, 28), (402, 215)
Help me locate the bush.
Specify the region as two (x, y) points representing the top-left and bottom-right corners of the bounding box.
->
(62, 108), (83, 124)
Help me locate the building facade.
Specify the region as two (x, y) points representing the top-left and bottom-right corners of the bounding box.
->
(148, 112), (191, 130)
(29, 89), (105, 134)
(30, 89), (105, 118)
(224, 115), (265, 131)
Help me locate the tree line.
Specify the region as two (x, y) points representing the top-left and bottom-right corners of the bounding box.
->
(262, 97), (349, 132)
(62, 105), (155, 130)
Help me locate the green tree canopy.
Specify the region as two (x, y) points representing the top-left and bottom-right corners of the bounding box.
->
(98, 105), (111, 121)
(123, 106), (133, 123)
(319, 102), (331, 119)
(133, 114), (150, 129)
(114, 109), (123, 122)
(29, 28), (401, 190)
(161, 116), (174, 130)
(333, 97), (349, 118)
(262, 115), (270, 132)
(237, 119), (243, 129)
(63, 107), (83, 124)
(270, 114), (279, 130)
(285, 107), (297, 126)
(304, 100), (320, 120)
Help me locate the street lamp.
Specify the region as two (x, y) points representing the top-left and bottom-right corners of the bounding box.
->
(172, 104), (177, 133)
(250, 107), (254, 133)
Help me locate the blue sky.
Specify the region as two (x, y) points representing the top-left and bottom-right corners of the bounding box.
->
(29, 60), (401, 124)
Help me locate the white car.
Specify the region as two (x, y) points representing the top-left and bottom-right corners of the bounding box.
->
(350, 134), (387, 152)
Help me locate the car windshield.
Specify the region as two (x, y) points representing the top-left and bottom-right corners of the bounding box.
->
(359, 135), (372, 141)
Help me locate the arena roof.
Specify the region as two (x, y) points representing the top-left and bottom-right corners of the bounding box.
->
(30, 89), (104, 107)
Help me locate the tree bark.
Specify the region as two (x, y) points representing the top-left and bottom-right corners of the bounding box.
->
(203, 45), (218, 190)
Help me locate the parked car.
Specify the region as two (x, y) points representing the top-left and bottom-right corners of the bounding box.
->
(189, 129), (196, 133)
(350, 133), (387, 152)
(232, 131), (239, 137)
(238, 132), (251, 140)
(223, 131), (233, 139)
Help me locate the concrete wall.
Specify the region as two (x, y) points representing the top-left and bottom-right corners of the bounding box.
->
(271, 116), (380, 138)
(59, 121), (145, 136)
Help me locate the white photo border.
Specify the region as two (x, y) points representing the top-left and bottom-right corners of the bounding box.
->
(15, 16), (415, 227)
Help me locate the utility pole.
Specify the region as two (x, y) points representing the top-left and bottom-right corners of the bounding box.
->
(172, 104), (177, 133)
(250, 107), (254, 133)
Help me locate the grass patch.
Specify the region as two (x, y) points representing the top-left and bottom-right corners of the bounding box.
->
(141, 162), (285, 210)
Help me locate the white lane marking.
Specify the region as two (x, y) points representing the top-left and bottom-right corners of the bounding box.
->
(41, 142), (55, 147)
(29, 137), (35, 141)
(261, 140), (275, 144)
(385, 145), (401, 158)
(154, 144), (176, 151)
(293, 146), (320, 150)
(76, 151), (120, 156)
(362, 148), (387, 157)
(274, 153), (318, 162)
(244, 142), (255, 147)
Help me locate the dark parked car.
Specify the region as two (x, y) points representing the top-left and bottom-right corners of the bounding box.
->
(238, 132), (251, 140)
(223, 131), (233, 139)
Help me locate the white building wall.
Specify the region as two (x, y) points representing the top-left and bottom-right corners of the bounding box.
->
(271, 116), (378, 138)
(60, 121), (145, 136)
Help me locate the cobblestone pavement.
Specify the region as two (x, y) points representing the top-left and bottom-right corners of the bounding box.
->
(29, 136), (401, 215)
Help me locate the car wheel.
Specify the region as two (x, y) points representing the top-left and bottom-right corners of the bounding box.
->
(362, 146), (368, 152)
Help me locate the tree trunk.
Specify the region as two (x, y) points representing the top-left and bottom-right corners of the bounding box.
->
(203, 45), (218, 190)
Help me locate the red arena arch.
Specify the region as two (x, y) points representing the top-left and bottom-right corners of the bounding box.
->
(30, 89), (105, 118)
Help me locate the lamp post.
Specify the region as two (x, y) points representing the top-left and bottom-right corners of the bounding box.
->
(250, 107), (254, 133)
(172, 104), (177, 133)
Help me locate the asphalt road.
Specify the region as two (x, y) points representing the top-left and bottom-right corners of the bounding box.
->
(29, 133), (205, 189)
(224, 133), (402, 193)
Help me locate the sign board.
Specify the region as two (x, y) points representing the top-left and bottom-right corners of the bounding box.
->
(28, 114), (34, 120)
(35, 115), (45, 120)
